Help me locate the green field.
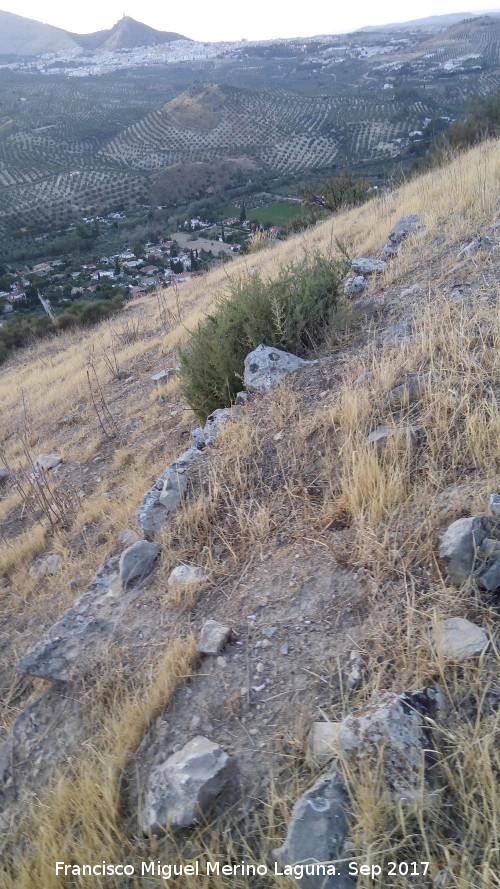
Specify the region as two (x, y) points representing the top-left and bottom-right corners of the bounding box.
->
(247, 201), (302, 226)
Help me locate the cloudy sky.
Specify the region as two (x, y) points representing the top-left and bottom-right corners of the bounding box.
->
(1, 1), (499, 42)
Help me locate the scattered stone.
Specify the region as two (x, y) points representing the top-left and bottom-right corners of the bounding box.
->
(235, 391), (249, 405)
(350, 257), (387, 275)
(438, 517), (487, 585)
(308, 722), (342, 766)
(262, 626), (277, 638)
(274, 768), (354, 889)
(435, 484), (474, 515)
(168, 565), (210, 589)
(34, 454), (62, 471)
(380, 215), (425, 260)
(198, 620), (231, 656)
(457, 236), (495, 259)
(477, 556), (500, 592)
(367, 425), (417, 452)
(339, 687), (446, 804)
(29, 553), (60, 579)
(119, 540), (161, 588)
(354, 370), (373, 387)
(400, 283), (422, 298)
(243, 344), (317, 394)
(0, 468), (9, 485)
(279, 643), (289, 656)
(125, 418), (139, 432)
(67, 573), (86, 591)
(434, 617), (488, 662)
(141, 736), (235, 834)
(151, 369), (175, 386)
(387, 374), (429, 409)
(489, 493), (500, 517)
(346, 650), (365, 691)
(344, 275), (367, 297)
(354, 297), (377, 318)
(55, 414), (78, 426)
(382, 320), (414, 346)
(118, 528), (141, 548)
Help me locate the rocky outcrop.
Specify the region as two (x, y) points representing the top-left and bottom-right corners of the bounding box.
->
(339, 686), (446, 804)
(344, 275), (367, 297)
(243, 344), (317, 394)
(141, 736), (235, 834)
(118, 540), (160, 588)
(350, 258), (387, 275)
(138, 447), (204, 536)
(33, 453), (63, 470)
(380, 215), (425, 261)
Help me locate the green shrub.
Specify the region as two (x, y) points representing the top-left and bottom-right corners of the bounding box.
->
(179, 250), (350, 421)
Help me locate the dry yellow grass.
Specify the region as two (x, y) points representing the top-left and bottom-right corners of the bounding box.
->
(1, 140), (500, 887)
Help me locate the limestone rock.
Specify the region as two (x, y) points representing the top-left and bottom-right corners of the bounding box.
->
(274, 768), (354, 889)
(477, 556), (500, 592)
(308, 722), (341, 766)
(346, 650), (365, 691)
(191, 427), (206, 449)
(344, 276), (367, 297)
(168, 565), (210, 589)
(138, 489), (168, 536)
(457, 236), (495, 259)
(16, 556), (122, 681)
(244, 344), (316, 394)
(380, 215), (425, 260)
(387, 374), (429, 410)
(151, 369), (175, 386)
(119, 540), (160, 588)
(367, 425), (417, 452)
(34, 453), (62, 471)
(29, 553), (60, 578)
(354, 371), (373, 387)
(203, 408), (233, 446)
(55, 414), (79, 426)
(118, 528), (141, 548)
(489, 493), (500, 517)
(198, 620), (231, 655)
(339, 687), (446, 804)
(350, 258), (387, 275)
(159, 471), (188, 511)
(141, 736), (235, 833)
(438, 517), (487, 585)
(434, 617), (488, 662)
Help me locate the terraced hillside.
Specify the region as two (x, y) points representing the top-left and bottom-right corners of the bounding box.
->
(2, 15), (500, 235)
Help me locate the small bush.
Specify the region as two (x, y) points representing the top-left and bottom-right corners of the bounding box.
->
(179, 250), (350, 421)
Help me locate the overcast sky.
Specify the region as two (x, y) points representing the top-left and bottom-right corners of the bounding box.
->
(1, 1), (499, 42)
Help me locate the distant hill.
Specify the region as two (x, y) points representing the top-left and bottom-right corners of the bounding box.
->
(0, 12), (187, 57)
(361, 11), (500, 31)
(0, 11), (77, 56)
(72, 16), (187, 52)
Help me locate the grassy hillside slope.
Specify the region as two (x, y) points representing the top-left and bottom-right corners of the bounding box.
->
(0, 140), (499, 887)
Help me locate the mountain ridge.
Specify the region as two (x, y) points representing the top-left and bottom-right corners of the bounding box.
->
(0, 12), (187, 57)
